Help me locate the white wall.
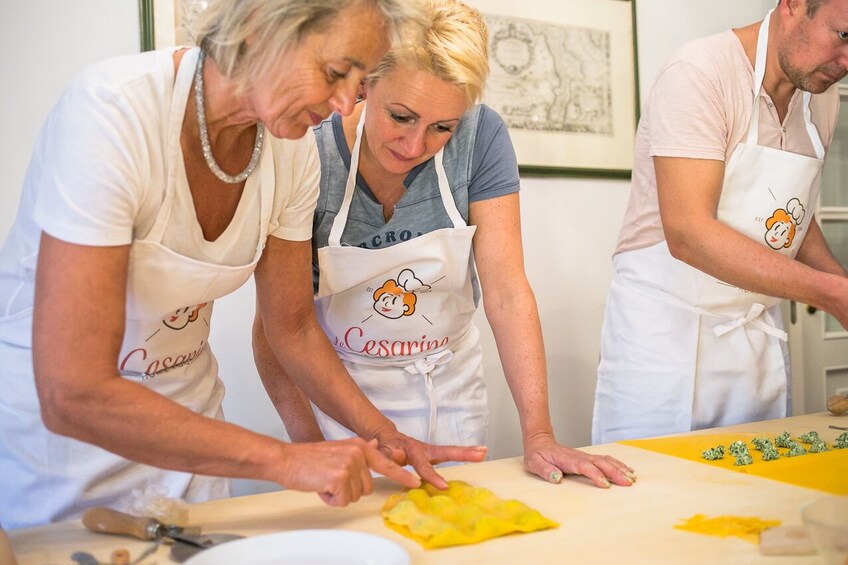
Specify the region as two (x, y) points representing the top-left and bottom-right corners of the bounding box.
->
(0, 0), (140, 239)
(0, 0), (775, 497)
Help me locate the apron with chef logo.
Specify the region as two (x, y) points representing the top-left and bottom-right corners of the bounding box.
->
(593, 10), (825, 444)
(313, 106), (487, 446)
(0, 48), (274, 528)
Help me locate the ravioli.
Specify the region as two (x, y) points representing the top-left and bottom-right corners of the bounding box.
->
(381, 480), (558, 549)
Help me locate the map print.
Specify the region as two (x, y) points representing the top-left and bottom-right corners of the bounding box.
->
(482, 14), (613, 135)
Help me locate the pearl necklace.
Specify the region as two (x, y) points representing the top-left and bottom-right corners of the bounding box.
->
(194, 49), (265, 184)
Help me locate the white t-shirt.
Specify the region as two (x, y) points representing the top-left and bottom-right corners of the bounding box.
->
(0, 47), (319, 321)
(615, 30), (839, 255)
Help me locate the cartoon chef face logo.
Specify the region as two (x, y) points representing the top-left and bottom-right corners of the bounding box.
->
(764, 211), (794, 249)
(764, 198), (805, 250)
(373, 281), (416, 319)
(372, 269), (430, 320)
(163, 303), (208, 330)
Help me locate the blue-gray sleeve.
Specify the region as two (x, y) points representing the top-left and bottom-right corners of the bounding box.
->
(468, 105), (521, 203)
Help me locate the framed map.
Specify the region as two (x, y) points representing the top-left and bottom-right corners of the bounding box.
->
(467, 0), (639, 178)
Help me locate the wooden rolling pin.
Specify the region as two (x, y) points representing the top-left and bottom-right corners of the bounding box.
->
(827, 394), (848, 416)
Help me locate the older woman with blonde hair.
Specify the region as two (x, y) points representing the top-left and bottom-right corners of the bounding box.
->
(0, 0), (492, 530)
(255, 0), (636, 489)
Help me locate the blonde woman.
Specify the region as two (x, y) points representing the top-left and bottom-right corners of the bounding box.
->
(255, 0), (635, 489)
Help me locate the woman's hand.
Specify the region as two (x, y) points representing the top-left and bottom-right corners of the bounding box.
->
(371, 428), (487, 489)
(523, 433), (636, 488)
(275, 438), (421, 506)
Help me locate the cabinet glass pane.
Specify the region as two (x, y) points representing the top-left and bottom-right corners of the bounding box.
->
(821, 88), (848, 208)
(822, 219), (848, 333)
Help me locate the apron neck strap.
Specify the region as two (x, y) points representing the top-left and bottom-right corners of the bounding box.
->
(751, 10), (771, 102)
(328, 108), (365, 246)
(150, 47), (201, 242)
(328, 103), (467, 247)
(747, 9), (825, 159)
(802, 91), (825, 159)
(433, 150), (466, 228)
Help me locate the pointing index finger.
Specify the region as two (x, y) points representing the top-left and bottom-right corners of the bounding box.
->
(406, 450), (448, 490)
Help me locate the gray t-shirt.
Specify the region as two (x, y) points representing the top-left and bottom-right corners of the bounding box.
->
(311, 104), (520, 295)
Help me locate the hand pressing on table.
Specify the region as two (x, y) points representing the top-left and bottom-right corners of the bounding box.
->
(523, 432), (637, 488)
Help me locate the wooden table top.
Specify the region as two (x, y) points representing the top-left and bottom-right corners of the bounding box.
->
(8, 413), (847, 564)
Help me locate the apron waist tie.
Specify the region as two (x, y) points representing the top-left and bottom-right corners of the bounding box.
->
(403, 349), (454, 443)
(713, 302), (788, 341)
(615, 274), (787, 342)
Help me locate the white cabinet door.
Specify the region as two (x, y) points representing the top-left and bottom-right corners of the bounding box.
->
(790, 83), (848, 414)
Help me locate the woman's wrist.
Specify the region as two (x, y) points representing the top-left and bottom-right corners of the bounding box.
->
(523, 427), (556, 451)
(252, 439), (295, 485)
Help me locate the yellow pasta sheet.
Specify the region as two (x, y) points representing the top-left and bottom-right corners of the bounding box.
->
(674, 514), (781, 544)
(621, 433), (848, 495)
(381, 480), (558, 549)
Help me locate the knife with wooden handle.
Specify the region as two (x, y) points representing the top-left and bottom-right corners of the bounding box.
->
(82, 507), (238, 549)
(83, 508), (164, 541)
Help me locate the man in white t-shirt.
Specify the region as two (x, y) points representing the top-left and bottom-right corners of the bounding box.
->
(593, 0), (848, 443)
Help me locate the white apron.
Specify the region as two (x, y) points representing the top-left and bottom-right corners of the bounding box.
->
(0, 48), (275, 528)
(313, 107), (487, 446)
(593, 11), (825, 444)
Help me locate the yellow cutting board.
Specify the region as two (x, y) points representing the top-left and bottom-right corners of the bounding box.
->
(620, 433), (848, 495)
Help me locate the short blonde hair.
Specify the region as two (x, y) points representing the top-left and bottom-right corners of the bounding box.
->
(368, 0), (489, 105)
(191, 0), (427, 89)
